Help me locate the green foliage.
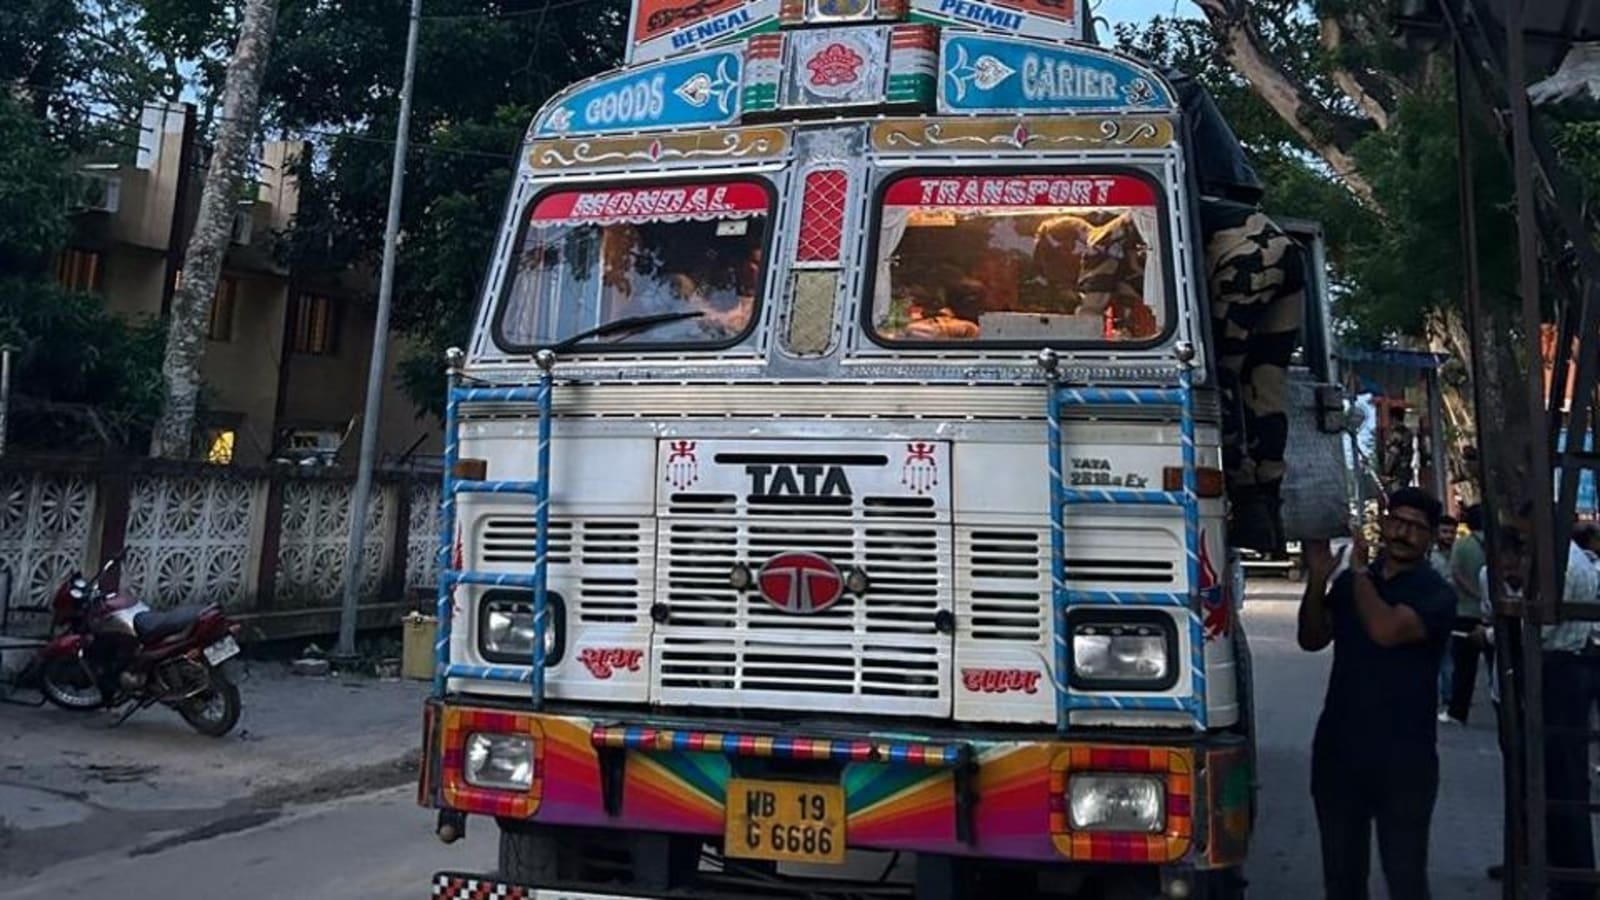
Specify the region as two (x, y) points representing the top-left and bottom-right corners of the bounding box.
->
(0, 92), (164, 453)
(0, 94), (72, 273)
(0, 278), (167, 452)
(1115, 9), (1542, 347)
(1338, 87), (1519, 341)
(267, 0), (628, 415)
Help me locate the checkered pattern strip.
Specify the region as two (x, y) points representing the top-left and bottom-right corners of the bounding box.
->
(432, 873), (531, 899)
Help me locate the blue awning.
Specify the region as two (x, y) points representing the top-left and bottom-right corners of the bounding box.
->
(1339, 347), (1447, 370)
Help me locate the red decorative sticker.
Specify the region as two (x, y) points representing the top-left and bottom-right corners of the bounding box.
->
(961, 667), (1043, 694)
(901, 442), (938, 495)
(531, 182), (770, 224)
(1199, 531), (1229, 639)
(665, 440), (699, 490)
(806, 41), (865, 87)
(757, 551), (844, 614)
(578, 647), (645, 679)
(882, 174), (1156, 208)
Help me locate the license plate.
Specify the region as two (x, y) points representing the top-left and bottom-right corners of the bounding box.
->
(723, 778), (846, 865)
(203, 635), (240, 665)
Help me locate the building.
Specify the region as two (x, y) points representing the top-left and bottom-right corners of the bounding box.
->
(61, 101), (441, 467)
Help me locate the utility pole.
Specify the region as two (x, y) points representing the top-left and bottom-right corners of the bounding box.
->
(335, 0), (424, 660)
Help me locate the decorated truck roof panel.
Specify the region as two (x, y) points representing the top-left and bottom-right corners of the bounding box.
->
(532, 35), (1172, 143)
(626, 0), (1084, 64)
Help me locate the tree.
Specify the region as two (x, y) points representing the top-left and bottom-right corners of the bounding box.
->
(148, 0), (279, 458)
(1116, 4), (1582, 500)
(264, 0), (627, 419)
(0, 93), (165, 453)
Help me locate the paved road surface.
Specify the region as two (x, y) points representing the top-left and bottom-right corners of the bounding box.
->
(2, 593), (1505, 899)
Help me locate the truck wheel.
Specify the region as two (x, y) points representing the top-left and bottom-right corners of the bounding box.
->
(498, 821), (561, 885)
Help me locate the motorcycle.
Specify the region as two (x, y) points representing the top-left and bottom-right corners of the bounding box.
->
(38, 554), (244, 737)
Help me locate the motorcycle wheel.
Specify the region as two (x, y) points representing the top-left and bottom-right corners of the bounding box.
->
(178, 665), (240, 737)
(40, 656), (104, 711)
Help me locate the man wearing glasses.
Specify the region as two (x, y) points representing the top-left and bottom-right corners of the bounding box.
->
(1300, 487), (1457, 899)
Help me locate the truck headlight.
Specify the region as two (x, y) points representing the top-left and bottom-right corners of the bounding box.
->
(1068, 773), (1165, 833)
(464, 732), (533, 791)
(478, 590), (565, 665)
(1068, 610), (1178, 691)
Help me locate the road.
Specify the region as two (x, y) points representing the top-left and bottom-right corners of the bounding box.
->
(1, 594), (1504, 899)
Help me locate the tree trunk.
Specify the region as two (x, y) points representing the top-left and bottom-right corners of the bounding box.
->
(1428, 307), (1482, 505)
(1189, 0), (1383, 212)
(148, 0), (279, 459)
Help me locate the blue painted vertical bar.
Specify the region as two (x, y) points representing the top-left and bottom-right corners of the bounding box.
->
(530, 370), (554, 709)
(1046, 381), (1069, 732)
(433, 364), (463, 697)
(1178, 367), (1207, 727)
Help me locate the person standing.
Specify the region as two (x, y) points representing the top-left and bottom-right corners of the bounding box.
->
(1477, 519), (1600, 894)
(1431, 515), (1458, 720)
(1381, 407), (1416, 493)
(1446, 505), (1492, 722)
(1539, 521), (1600, 896)
(1300, 487), (1457, 900)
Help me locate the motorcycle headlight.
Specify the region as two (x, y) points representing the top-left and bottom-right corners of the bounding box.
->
(1067, 773), (1165, 833)
(1068, 610), (1177, 691)
(464, 732), (533, 791)
(477, 590), (565, 666)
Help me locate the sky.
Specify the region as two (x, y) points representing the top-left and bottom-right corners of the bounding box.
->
(1093, 0), (1194, 30)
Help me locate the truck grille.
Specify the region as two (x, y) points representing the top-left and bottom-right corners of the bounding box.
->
(654, 495), (953, 717)
(477, 516), (650, 625)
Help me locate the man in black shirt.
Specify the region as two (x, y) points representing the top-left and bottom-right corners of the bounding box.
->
(1300, 487), (1457, 899)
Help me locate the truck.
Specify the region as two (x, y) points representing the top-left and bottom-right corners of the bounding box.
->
(417, 2), (1342, 896)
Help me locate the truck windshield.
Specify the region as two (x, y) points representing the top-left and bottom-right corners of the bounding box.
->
(494, 181), (771, 352)
(868, 172), (1170, 345)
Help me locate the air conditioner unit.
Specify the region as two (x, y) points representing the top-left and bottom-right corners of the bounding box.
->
(230, 205), (254, 245)
(76, 173), (121, 214)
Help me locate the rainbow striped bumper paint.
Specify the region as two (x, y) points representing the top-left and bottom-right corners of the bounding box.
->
(420, 700), (1252, 868)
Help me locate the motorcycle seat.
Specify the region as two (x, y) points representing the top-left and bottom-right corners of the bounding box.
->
(133, 605), (210, 641)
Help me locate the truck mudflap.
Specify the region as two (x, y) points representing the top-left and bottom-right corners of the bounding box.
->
(420, 700), (1253, 871)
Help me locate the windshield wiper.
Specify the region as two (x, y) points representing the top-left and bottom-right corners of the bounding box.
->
(545, 311), (704, 355)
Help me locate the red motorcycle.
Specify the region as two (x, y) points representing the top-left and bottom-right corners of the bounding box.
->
(37, 555), (244, 737)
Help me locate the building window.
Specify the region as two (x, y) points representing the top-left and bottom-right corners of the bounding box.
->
(209, 277), (238, 342)
(57, 248), (102, 293)
(289, 293), (337, 355)
(205, 429), (236, 465)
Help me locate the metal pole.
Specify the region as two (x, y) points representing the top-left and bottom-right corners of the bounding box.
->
(0, 345), (15, 459)
(335, 0), (423, 659)
(1504, 1), (1554, 896)
(1449, 35), (1524, 897)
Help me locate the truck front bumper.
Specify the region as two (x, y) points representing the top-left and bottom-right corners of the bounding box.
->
(419, 698), (1252, 869)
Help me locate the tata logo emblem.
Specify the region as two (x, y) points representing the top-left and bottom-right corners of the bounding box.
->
(745, 464), (852, 498)
(756, 552), (844, 614)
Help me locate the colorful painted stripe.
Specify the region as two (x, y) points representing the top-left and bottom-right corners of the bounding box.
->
(743, 34), (784, 113)
(889, 22), (937, 50)
(590, 726), (967, 767)
(887, 73), (936, 104)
